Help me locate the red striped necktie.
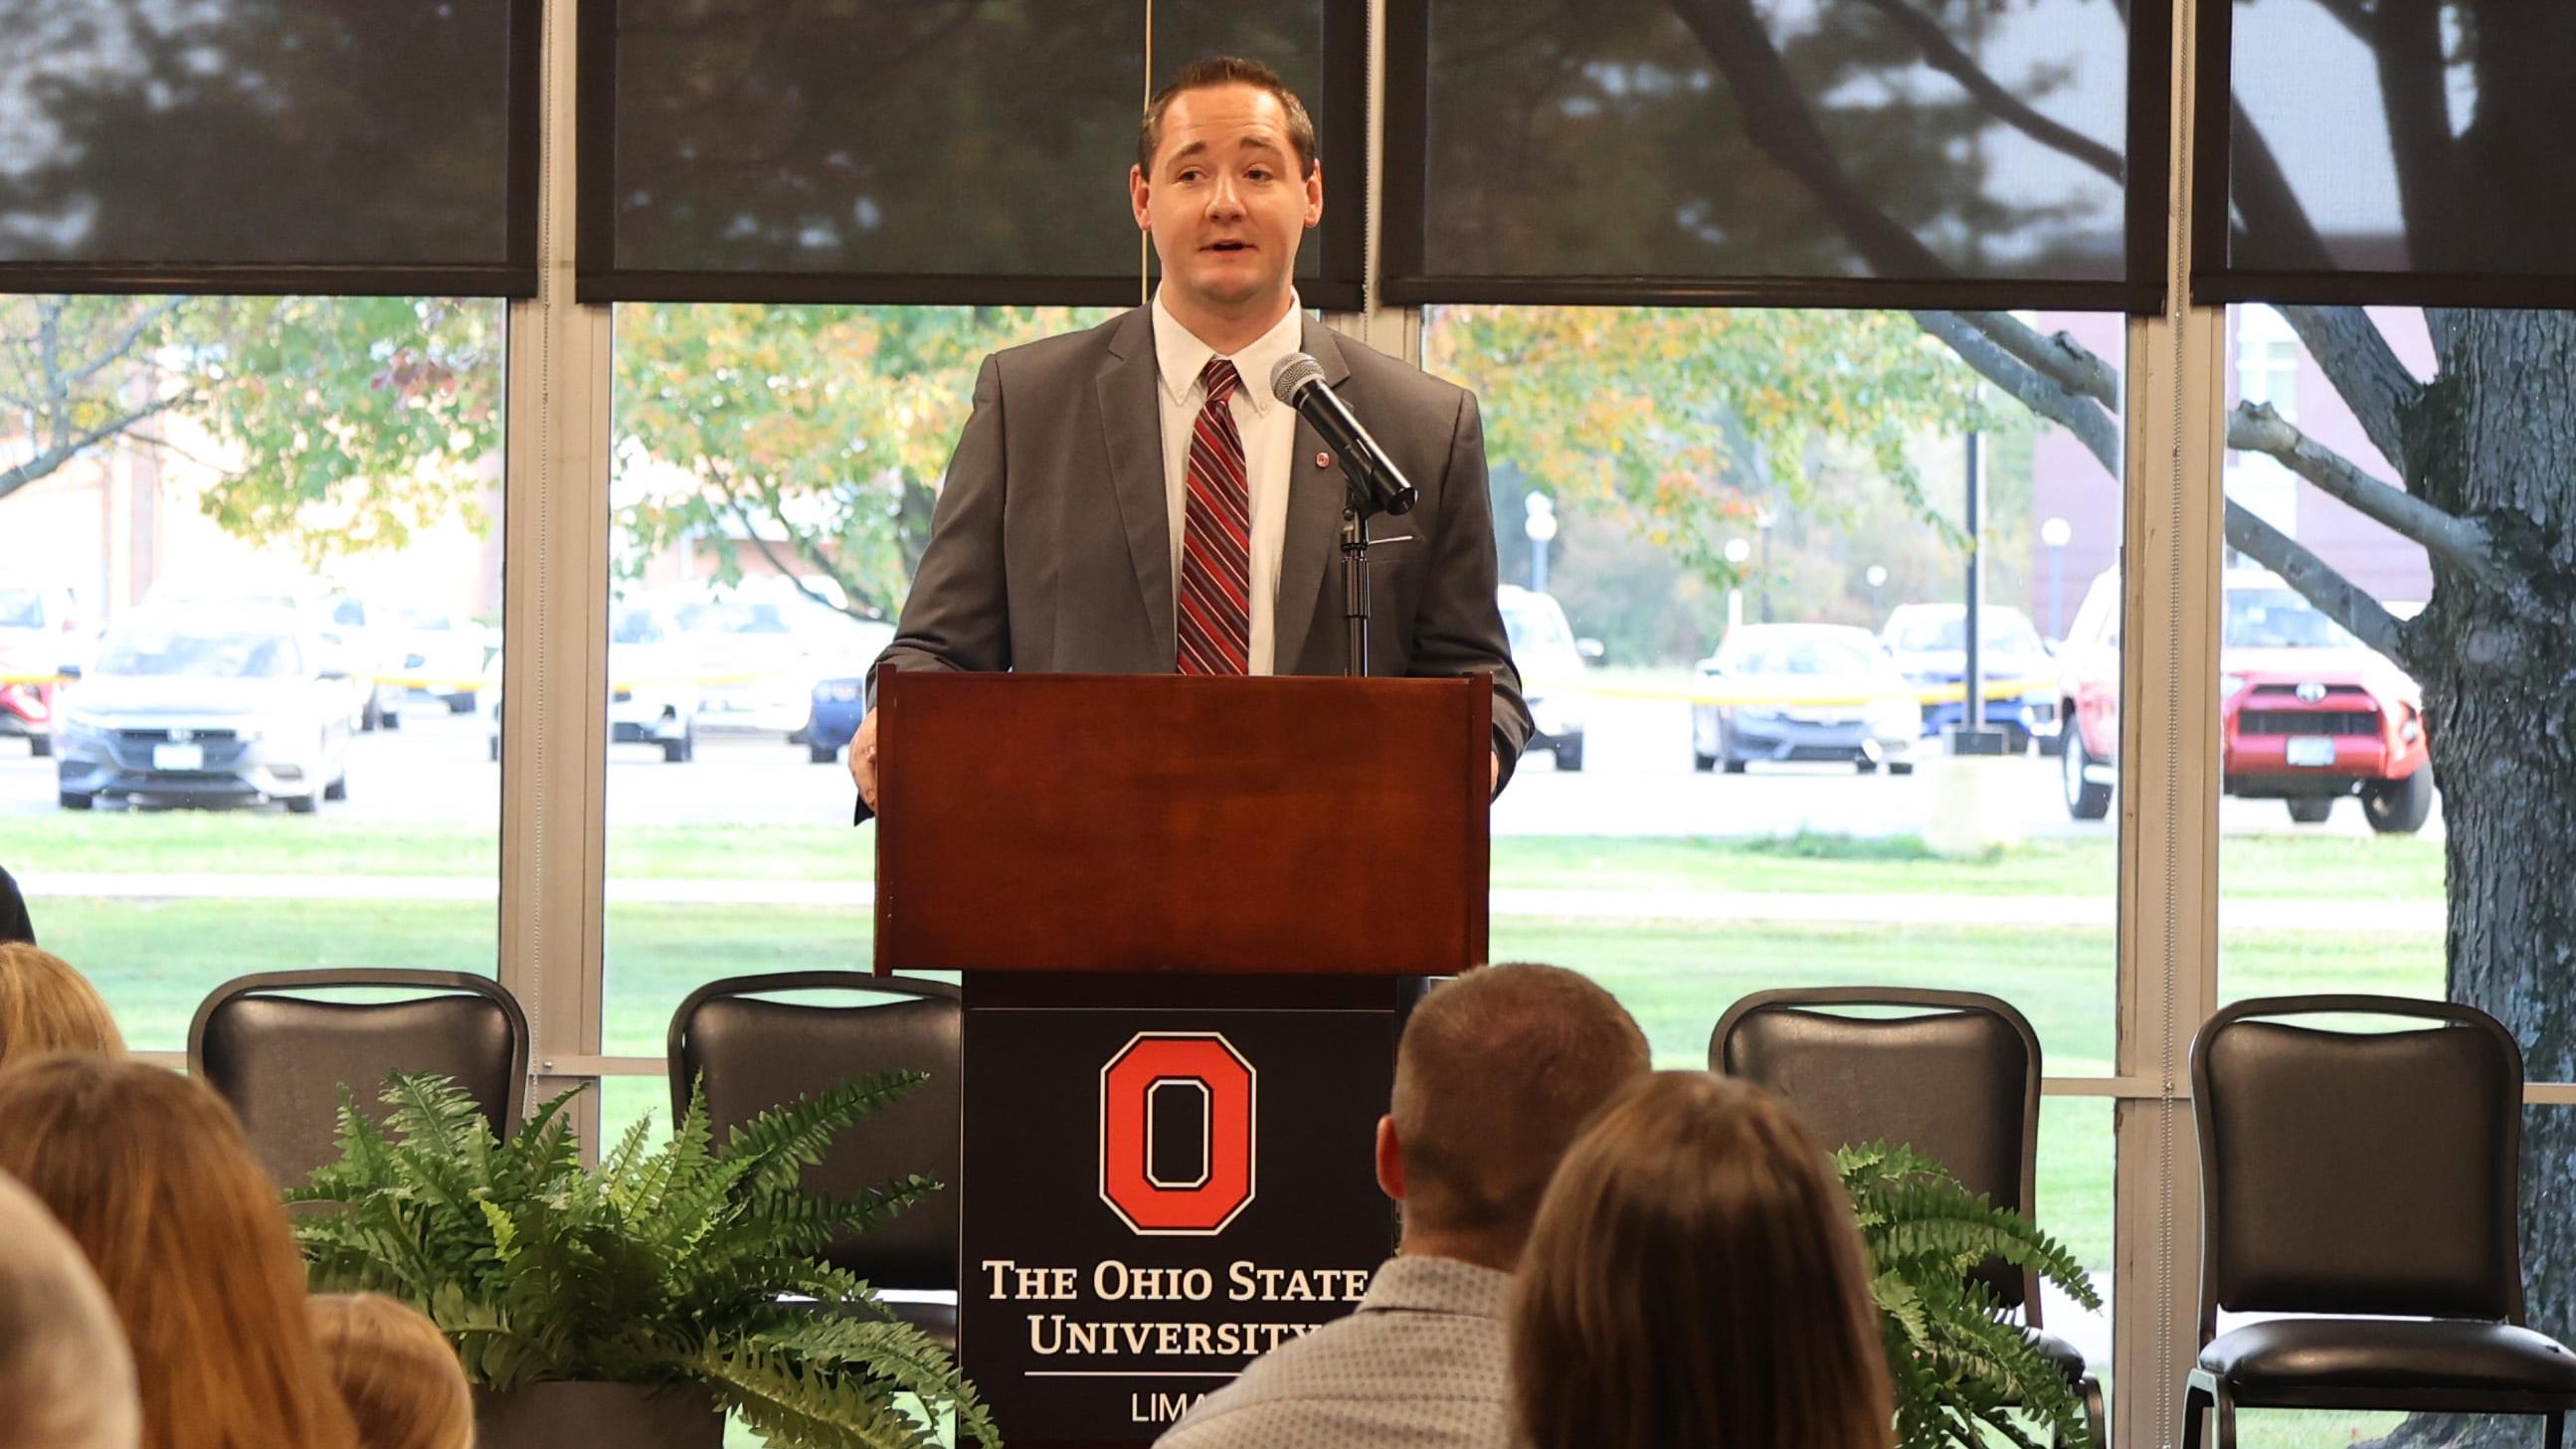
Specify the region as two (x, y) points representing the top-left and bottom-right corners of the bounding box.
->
(1178, 356), (1252, 675)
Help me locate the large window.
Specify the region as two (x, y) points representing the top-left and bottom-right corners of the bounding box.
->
(2211, 302), (2576, 1444)
(593, 302), (1116, 1141)
(0, 294), (507, 1046)
(1423, 300), (2125, 1382)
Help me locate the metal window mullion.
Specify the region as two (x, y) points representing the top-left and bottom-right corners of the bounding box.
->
(498, 0), (613, 1161)
(2112, 0), (2226, 1442)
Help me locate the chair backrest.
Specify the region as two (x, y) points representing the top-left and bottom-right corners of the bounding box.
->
(669, 972), (960, 1291)
(1712, 986), (2042, 1314)
(2191, 995), (2524, 1339)
(188, 971), (529, 1194)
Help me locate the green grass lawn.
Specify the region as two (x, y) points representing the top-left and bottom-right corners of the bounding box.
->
(4, 812), (2448, 901)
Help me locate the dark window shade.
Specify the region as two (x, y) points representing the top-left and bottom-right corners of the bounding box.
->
(1386, 0), (2164, 313)
(2194, 1), (2576, 307)
(585, 0), (1365, 308)
(0, 0), (536, 297)
(1147, 0), (1366, 306)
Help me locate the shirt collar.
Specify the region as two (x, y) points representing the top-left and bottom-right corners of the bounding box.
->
(1356, 1254), (1515, 1322)
(1152, 288), (1305, 417)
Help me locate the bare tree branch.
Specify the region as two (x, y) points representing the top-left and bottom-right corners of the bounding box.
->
(1915, 307), (2424, 673)
(1850, 0), (2124, 183)
(65, 296), (189, 393)
(2224, 101), (2335, 270)
(2373, 0), (2466, 269)
(1912, 310), (2121, 472)
(1671, 0), (1949, 277)
(2311, 0), (2374, 46)
(2224, 496), (2411, 667)
(2225, 401), (2498, 582)
(0, 395), (185, 503)
(722, 482), (874, 619)
(2277, 305), (2422, 477)
(1954, 310), (2119, 408)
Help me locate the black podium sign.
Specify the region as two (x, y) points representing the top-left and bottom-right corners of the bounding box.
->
(961, 1001), (1399, 1445)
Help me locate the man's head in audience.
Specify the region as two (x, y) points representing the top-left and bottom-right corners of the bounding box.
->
(1378, 963), (1651, 1270)
(0, 1168), (138, 1449)
(0, 943), (123, 1071)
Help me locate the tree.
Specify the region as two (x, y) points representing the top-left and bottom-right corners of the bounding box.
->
(611, 304), (1110, 618)
(1655, 7), (2573, 1442)
(0, 294), (503, 566)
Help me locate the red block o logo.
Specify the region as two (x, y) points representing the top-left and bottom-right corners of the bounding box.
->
(1099, 1033), (1257, 1235)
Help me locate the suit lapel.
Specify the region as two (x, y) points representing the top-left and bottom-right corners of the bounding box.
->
(1272, 318), (1358, 674)
(1097, 307), (1175, 665)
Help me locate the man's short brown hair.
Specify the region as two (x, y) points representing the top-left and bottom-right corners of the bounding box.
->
(1390, 964), (1651, 1252)
(1136, 56), (1318, 178)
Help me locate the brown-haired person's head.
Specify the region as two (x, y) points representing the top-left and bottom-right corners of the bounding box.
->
(0, 1055), (356, 1449)
(1380, 964), (1651, 1269)
(1513, 1071), (1894, 1449)
(0, 942), (123, 1068)
(0, 1168), (138, 1449)
(307, 1294), (473, 1449)
(1129, 57), (1322, 332)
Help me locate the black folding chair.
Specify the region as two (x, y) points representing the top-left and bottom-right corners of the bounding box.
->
(1714, 986), (2106, 1449)
(189, 969), (528, 1194)
(669, 972), (961, 1351)
(2185, 996), (2576, 1449)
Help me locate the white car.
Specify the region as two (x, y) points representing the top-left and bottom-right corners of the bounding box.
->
(671, 594), (838, 738)
(52, 607), (352, 813)
(385, 605), (493, 714)
(1498, 585), (1598, 771)
(1692, 624), (1925, 774)
(480, 601), (701, 762)
(142, 578), (403, 732)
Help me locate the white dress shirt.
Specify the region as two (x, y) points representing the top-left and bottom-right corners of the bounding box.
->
(1152, 288), (1306, 676)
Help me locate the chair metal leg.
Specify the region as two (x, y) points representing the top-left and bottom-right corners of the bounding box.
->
(2546, 1411), (2564, 1449)
(2180, 1382), (2208, 1449)
(2214, 1390), (2237, 1449)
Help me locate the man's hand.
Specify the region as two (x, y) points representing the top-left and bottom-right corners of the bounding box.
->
(849, 709), (880, 812)
(1491, 749), (1501, 796)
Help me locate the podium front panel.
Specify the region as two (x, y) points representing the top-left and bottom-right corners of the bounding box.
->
(960, 990), (1399, 1445)
(875, 672), (1490, 976)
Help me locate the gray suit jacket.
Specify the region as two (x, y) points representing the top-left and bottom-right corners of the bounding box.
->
(863, 307), (1533, 813)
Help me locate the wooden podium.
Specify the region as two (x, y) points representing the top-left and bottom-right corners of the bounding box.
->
(872, 669), (1492, 1445)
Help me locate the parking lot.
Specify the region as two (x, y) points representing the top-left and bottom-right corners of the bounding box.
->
(0, 687), (2438, 840)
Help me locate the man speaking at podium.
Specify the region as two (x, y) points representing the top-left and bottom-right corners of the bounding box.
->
(850, 57), (1531, 818)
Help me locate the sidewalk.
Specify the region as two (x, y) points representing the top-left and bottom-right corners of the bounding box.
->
(16, 872), (2445, 932)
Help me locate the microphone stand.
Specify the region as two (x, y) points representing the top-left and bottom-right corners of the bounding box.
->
(1341, 501), (1372, 678)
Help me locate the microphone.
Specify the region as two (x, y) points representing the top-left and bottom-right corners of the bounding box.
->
(1269, 353), (1418, 516)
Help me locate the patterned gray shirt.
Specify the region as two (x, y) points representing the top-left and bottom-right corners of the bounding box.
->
(1154, 1254), (1516, 1449)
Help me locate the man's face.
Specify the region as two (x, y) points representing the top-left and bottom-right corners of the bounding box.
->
(1130, 84), (1323, 316)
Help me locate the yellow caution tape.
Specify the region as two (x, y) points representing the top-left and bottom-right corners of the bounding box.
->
(1523, 676), (2056, 709)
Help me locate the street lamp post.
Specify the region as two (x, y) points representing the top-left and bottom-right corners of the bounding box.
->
(1752, 506), (1779, 623)
(1524, 491), (1557, 594)
(1865, 564), (1888, 625)
(2041, 516), (2072, 639)
(1724, 537), (1751, 632)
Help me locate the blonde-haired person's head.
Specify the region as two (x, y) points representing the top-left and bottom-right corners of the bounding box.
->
(0, 942), (122, 1067)
(0, 1168), (138, 1449)
(307, 1294), (474, 1449)
(0, 1054), (355, 1449)
(1513, 1071), (1894, 1449)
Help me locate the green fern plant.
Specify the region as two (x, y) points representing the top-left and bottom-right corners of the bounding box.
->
(289, 1071), (999, 1449)
(1838, 1141), (2103, 1449)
